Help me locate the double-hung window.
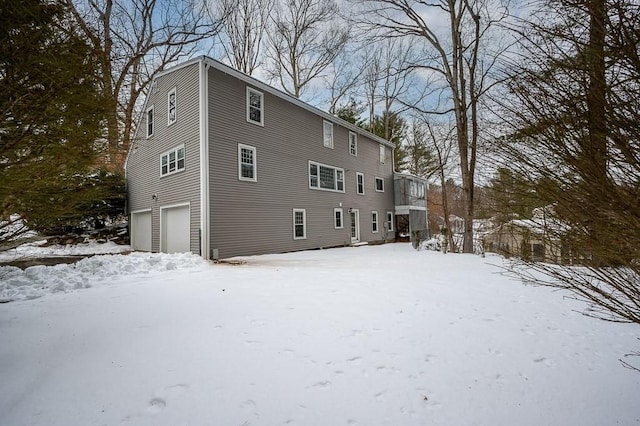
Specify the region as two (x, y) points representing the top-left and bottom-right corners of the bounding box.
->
(386, 211), (394, 231)
(410, 181), (425, 198)
(334, 208), (343, 229)
(372, 211), (379, 233)
(323, 121), (333, 148)
(356, 172), (365, 195)
(146, 106), (154, 137)
(238, 144), (257, 182)
(168, 87), (176, 125)
(293, 209), (306, 240)
(247, 87), (264, 126)
(375, 177), (384, 192)
(349, 132), (357, 156)
(161, 145), (185, 176)
(309, 161), (344, 192)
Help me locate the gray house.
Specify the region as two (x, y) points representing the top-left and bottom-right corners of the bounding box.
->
(125, 56), (421, 260)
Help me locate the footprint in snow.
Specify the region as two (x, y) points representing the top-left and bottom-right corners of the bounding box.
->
(241, 399), (257, 409)
(311, 381), (331, 390)
(347, 356), (363, 364)
(533, 357), (556, 367)
(146, 384), (189, 414)
(147, 398), (166, 414)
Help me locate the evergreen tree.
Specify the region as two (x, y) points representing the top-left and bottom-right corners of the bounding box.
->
(369, 112), (408, 171)
(406, 123), (439, 178)
(486, 168), (542, 223)
(334, 98), (365, 126)
(501, 0), (640, 326)
(0, 0), (121, 241)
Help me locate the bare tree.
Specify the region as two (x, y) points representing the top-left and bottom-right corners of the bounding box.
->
(377, 38), (414, 140)
(64, 0), (222, 168)
(265, 0), (349, 98)
(323, 46), (364, 114)
(416, 118), (457, 250)
(215, 0), (273, 75)
(361, 46), (383, 129)
(356, 0), (512, 252)
(357, 38), (414, 136)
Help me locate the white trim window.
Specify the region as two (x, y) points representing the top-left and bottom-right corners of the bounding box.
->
(146, 106), (154, 137)
(334, 208), (343, 229)
(375, 177), (384, 192)
(379, 144), (386, 164)
(386, 211), (394, 231)
(309, 161), (345, 192)
(293, 209), (306, 240)
(238, 144), (257, 182)
(372, 211), (379, 233)
(356, 172), (365, 195)
(161, 145), (185, 176)
(247, 87), (264, 126)
(323, 120), (333, 148)
(410, 181), (425, 198)
(168, 87), (176, 125)
(348, 131), (357, 156)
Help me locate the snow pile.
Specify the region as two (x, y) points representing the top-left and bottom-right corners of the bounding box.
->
(0, 252), (206, 302)
(0, 239), (130, 263)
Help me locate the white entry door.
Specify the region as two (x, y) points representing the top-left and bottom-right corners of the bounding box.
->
(350, 209), (360, 243)
(161, 204), (190, 253)
(131, 210), (152, 252)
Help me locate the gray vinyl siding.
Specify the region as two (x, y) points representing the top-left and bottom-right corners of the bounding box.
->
(126, 63), (201, 253)
(208, 67), (395, 258)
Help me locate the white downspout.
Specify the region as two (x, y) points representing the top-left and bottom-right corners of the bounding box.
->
(199, 59), (211, 259)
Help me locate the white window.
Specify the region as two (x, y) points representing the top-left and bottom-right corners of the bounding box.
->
(379, 144), (386, 164)
(334, 208), (343, 229)
(372, 211), (379, 233)
(356, 172), (365, 195)
(410, 181), (425, 198)
(349, 132), (357, 156)
(168, 87), (176, 125)
(238, 144), (257, 182)
(323, 121), (333, 148)
(293, 209), (306, 240)
(309, 161), (344, 192)
(146, 106), (154, 137)
(247, 87), (264, 126)
(386, 211), (394, 231)
(161, 145), (185, 176)
(375, 177), (384, 192)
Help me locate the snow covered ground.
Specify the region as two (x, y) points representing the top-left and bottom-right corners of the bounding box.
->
(1, 243), (639, 425)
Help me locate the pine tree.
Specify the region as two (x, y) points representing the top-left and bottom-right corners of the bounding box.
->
(369, 112), (408, 171)
(486, 168), (543, 223)
(501, 0), (640, 326)
(0, 0), (122, 241)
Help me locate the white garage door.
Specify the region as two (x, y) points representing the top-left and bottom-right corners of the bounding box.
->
(131, 210), (152, 252)
(161, 204), (190, 253)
